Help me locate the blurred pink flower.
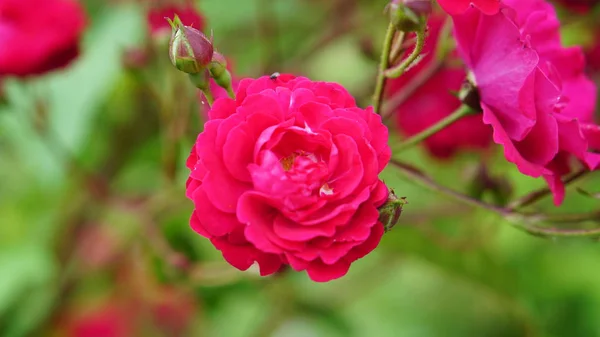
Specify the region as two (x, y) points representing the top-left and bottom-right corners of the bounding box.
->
(0, 0), (86, 76)
(386, 15), (492, 159)
(452, 0), (599, 205)
(66, 303), (133, 337)
(147, 1), (205, 36)
(186, 75), (390, 282)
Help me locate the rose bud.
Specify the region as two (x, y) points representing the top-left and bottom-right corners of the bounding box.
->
(207, 51), (235, 98)
(167, 16), (213, 74)
(378, 190), (407, 232)
(388, 0), (432, 32)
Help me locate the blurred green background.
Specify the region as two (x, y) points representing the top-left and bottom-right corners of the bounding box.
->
(1, 0), (600, 336)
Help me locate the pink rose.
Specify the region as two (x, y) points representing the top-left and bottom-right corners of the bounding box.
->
(186, 75), (391, 282)
(437, 0), (500, 15)
(386, 15), (492, 158)
(0, 0), (86, 77)
(451, 0), (599, 205)
(147, 1), (205, 36)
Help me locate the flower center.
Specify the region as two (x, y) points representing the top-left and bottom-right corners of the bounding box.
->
(280, 151), (318, 171)
(280, 153), (298, 171)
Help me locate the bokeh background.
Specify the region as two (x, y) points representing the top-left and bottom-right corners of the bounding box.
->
(1, 0), (600, 336)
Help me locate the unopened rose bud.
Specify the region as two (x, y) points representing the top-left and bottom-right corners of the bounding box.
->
(388, 0), (431, 33)
(378, 189), (407, 232)
(167, 16), (213, 74)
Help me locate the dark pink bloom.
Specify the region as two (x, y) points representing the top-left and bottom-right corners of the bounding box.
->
(0, 0), (86, 77)
(452, 0), (599, 205)
(147, 1), (204, 36)
(186, 75), (391, 282)
(437, 0), (500, 15)
(386, 15), (492, 158)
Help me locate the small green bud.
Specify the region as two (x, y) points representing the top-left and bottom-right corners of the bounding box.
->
(378, 189), (407, 232)
(208, 52), (235, 99)
(167, 16), (213, 74)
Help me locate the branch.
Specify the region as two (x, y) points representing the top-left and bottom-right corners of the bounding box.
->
(389, 159), (600, 238)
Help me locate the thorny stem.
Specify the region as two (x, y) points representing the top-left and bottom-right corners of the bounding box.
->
(384, 27), (426, 78)
(373, 22), (397, 115)
(389, 159), (600, 238)
(389, 159), (509, 215)
(396, 105), (474, 152)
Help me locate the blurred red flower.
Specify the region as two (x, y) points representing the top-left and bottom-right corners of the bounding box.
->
(66, 303), (133, 337)
(0, 0), (86, 77)
(186, 75), (391, 282)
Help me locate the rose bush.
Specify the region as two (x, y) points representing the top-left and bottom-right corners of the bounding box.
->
(186, 75), (391, 282)
(0, 0), (86, 76)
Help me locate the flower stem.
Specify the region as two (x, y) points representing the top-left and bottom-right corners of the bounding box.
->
(226, 86), (235, 99)
(202, 88), (215, 106)
(384, 27), (426, 78)
(397, 104), (473, 151)
(372, 22), (397, 115)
